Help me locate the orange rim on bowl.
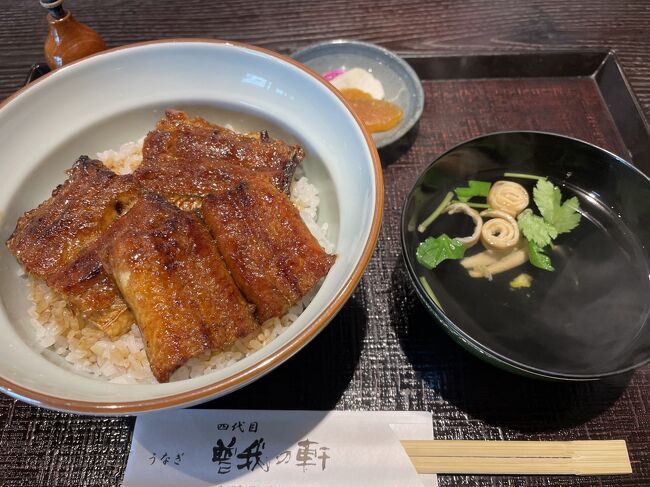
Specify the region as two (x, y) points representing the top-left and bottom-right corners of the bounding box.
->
(0, 39), (384, 414)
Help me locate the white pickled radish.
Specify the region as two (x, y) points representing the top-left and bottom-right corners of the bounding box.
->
(331, 68), (385, 100)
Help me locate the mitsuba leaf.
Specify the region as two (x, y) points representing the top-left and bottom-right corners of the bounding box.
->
(533, 179), (581, 234)
(532, 178), (561, 222)
(549, 196), (581, 234)
(454, 180), (492, 203)
(527, 240), (554, 271)
(517, 209), (558, 248)
(416, 234), (466, 270)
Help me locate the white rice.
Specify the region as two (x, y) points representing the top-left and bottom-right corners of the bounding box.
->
(27, 138), (332, 384)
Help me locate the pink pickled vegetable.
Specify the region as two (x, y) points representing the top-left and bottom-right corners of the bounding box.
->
(323, 68), (346, 81)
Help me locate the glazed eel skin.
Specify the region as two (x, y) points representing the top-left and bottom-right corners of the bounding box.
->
(202, 174), (335, 323)
(134, 110), (304, 206)
(6, 111), (334, 383)
(99, 193), (258, 382)
(6, 157), (139, 338)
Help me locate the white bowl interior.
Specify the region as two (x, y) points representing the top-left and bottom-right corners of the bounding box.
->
(0, 41), (378, 409)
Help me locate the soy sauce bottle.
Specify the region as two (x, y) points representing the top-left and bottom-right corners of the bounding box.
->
(41, 0), (106, 69)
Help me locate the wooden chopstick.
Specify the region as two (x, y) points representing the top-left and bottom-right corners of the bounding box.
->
(400, 440), (632, 475)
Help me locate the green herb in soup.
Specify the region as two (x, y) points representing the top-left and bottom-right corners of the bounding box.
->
(416, 234), (466, 270)
(533, 178), (581, 234)
(419, 275), (443, 309)
(517, 209), (558, 248)
(527, 240), (554, 272)
(417, 191), (453, 233)
(503, 172), (546, 181)
(518, 178), (581, 270)
(416, 173), (581, 285)
(454, 180), (492, 203)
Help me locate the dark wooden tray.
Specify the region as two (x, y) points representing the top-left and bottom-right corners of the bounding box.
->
(2, 51), (650, 487)
(383, 50), (650, 172)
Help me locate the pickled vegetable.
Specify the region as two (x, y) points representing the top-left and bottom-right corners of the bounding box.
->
(340, 88), (403, 133)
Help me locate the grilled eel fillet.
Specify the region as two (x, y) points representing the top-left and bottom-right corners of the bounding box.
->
(202, 175), (336, 323)
(134, 110), (304, 202)
(6, 157), (139, 338)
(99, 193), (258, 383)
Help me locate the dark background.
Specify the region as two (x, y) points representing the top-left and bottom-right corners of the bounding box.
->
(1, 1), (649, 486)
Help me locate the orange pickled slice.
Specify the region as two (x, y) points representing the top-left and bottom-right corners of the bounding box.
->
(340, 88), (403, 133)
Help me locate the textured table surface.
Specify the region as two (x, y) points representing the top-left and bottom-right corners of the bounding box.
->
(1, 1), (649, 486)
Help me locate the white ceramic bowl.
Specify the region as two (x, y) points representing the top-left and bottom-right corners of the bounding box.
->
(0, 39), (382, 414)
